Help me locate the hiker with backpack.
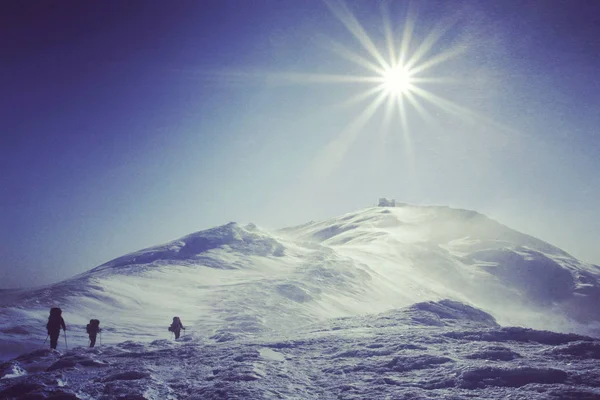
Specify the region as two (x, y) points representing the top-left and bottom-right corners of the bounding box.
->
(168, 316), (185, 339)
(86, 319), (101, 347)
(46, 307), (66, 350)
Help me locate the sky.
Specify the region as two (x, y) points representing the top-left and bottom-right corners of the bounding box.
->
(1, 0), (599, 289)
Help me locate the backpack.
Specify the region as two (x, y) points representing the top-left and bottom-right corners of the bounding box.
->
(86, 319), (100, 334)
(47, 308), (62, 331)
(169, 317), (182, 332)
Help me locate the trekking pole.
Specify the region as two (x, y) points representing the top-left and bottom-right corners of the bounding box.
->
(41, 335), (49, 349)
(64, 331), (68, 351)
(100, 332), (102, 346)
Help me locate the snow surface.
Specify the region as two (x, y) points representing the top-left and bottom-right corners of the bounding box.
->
(2, 202), (600, 398)
(2, 300), (600, 399)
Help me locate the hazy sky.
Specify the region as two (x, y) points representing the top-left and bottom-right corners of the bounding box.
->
(2, 0), (599, 288)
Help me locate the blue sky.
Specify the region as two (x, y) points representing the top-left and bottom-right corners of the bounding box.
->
(1, 0), (599, 288)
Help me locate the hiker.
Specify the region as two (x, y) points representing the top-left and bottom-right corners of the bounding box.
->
(168, 316), (185, 339)
(86, 319), (101, 347)
(46, 307), (66, 350)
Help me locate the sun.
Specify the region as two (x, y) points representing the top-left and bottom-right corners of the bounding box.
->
(381, 66), (413, 96)
(263, 0), (487, 177)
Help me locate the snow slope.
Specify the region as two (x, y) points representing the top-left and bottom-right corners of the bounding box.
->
(1, 201), (600, 364)
(282, 203), (600, 331)
(2, 300), (600, 399)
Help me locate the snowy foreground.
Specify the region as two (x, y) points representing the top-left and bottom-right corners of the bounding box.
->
(2, 300), (600, 399)
(2, 202), (600, 398)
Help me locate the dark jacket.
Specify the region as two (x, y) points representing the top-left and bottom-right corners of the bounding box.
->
(47, 317), (66, 334)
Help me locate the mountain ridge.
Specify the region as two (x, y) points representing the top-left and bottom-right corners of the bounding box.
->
(1, 201), (599, 361)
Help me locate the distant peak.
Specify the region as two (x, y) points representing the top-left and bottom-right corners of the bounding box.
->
(378, 198), (406, 207)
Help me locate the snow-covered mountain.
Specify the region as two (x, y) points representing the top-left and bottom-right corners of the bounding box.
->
(2, 201), (600, 398)
(2, 201), (600, 358)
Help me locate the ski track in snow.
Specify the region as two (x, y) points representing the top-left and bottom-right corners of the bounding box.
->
(2, 301), (600, 399)
(2, 203), (600, 398)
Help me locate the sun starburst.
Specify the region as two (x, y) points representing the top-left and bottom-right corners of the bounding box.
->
(289, 0), (472, 176)
(262, 1), (499, 177)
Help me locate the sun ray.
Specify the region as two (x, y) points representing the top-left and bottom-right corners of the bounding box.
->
(382, 94), (396, 134)
(314, 90), (389, 177)
(268, 72), (381, 85)
(404, 91), (435, 123)
(409, 85), (471, 119)
(410, 76), (461, 85)
(398, 2), (417, 66)
(381, 2), (396, 65)
(380, 93), (396, 143)
(319, 36), (386, 75)
(405, 14), (460, 70)
(403, 92), (423, 114)
(324, 0), (390, 70)
(347, 90), (388, 132)
(404, 90), (447, 136)
(408, 45), (467, 76)
(373, 95), (397, 171)
(397, 95), (415, 177)
(332, 84), (385, 111)
(397, 96), (410, 145)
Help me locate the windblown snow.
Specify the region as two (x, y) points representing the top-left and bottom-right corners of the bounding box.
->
(2, 201), (600, 399)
